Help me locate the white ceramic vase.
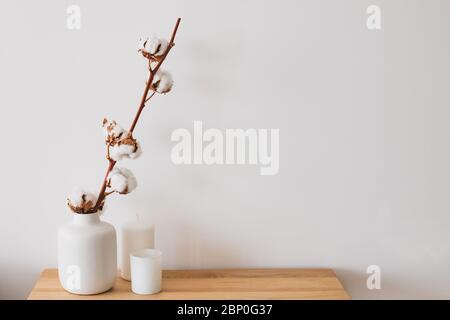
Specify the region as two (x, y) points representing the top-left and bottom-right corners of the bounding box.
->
(58, 212), (117, 295)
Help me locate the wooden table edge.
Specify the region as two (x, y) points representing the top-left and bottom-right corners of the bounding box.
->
(28, 268), (351, 300)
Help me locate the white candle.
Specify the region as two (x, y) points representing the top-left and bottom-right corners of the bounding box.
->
(120, 217), (155, 281)
(130, 249), (162, 295)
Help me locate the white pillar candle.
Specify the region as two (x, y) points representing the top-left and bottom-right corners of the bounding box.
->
(120, 218), (155, 281)
(130, 249), (162, 295)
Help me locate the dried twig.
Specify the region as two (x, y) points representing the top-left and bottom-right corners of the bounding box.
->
(90, 18), (181, 213)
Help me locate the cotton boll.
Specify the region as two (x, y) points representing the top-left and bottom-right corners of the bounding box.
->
(84, 192), (96, 205)
(109, 144), (123, 161)
(109, 168), (128, 193)
(109, 141), (142, 161)
(154, 70), (173, 94)
(155, 39), (168, 56)
(128, 142), (142, 159)
(109, 144), (124, 161)
(113, 125), (125, 139)
(118, 144), (135, 157)
(67, 188), (84, 207)
(120, 168), (138, 193)
(138, 37), (148, 52)
(145, 35), (161, 55)
(107, 124), (125, 140)
(110, 144), (134, 161)
(103, 119), (126, 142)
(126, 176), (137, 192)
(143, 35), (169, 56)
(108, 167), (138, 194)
(67, 188), (97, 213)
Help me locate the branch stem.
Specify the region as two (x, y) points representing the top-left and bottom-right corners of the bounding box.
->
(91, 18), (181, 212)
(145, 90), (156, 103)
(129, 17), (181, 134)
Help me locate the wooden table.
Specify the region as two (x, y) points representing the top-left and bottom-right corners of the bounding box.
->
(28, 268), (350, 300)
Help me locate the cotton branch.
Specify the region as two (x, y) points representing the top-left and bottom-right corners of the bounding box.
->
(129, 18), (180, 133)
(89, 18), (181, 213)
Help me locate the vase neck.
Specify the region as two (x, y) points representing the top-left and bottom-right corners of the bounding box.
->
(73, 213), (100, 225)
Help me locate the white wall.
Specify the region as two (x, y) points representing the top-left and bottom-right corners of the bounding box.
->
(1, 0), (450, 299)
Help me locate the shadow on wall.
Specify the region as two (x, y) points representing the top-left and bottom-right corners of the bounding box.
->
(162, 220), (242, 269)
(148, 197), (243, 269)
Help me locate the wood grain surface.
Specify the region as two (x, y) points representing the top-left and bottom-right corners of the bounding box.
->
(27, 268), (350, 300)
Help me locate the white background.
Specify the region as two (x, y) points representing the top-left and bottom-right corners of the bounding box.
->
(1, 0), (450, 299)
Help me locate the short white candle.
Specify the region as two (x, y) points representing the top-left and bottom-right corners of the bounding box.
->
(130, 249), (162, 295)
(120, 217), (155, 281)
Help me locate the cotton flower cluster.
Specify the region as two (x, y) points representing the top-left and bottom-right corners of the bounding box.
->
(108, 167), (137, 194)
(67, 19), (180, 214)
(138, 35), (169, 58)
(139, 35), (175, 94)
(67, 189), (97, 214)
(103, 119), (142, 161)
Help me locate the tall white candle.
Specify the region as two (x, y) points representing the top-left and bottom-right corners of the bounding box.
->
(120, 217), (155, 281)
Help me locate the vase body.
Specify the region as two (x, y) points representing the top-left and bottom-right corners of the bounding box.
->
(58, 212), (117, 295)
